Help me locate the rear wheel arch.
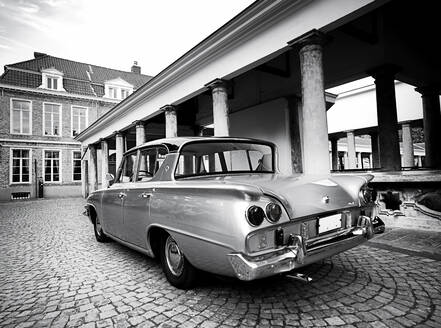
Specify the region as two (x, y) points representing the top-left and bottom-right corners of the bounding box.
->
(88, 205), (97, 224)
(147, 226), (168, 260)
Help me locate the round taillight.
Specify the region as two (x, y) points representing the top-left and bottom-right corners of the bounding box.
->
(266, 203), (282, 223)
(359, 186), (375, 204)
(247, 206), (265, 226)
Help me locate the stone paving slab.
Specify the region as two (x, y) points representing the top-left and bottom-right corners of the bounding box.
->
(1, 198), (440, 327)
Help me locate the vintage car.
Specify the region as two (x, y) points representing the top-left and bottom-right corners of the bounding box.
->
(85, 137), (383, 289)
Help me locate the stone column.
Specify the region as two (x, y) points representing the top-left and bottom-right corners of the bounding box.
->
(115, 132), (124, 170)
(330, 138), (339, 171)
(81, 146), (88, 198)
(401, 122), (414, 168)
(369, 131), (380, 169)
(297, 31), (330, 174)
(135, 121), (146, 145)
(346, 131), (357, 169)
(101, 139), (109, 188)
(416, 87), (441, 168)
(369, 65), (401, 171)
(207, 79), (230, 136)
(163, 105), (177, 138)
(88, 144), (98, 193)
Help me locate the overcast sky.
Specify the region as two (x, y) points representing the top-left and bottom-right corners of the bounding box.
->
(0, 0), (255, 76)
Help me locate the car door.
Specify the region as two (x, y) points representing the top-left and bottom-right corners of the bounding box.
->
(102, 151), (137, 239)
(122, 146), (167, 248)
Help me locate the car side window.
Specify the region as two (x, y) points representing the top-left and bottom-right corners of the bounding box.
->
(136, 147), (168, 181)
(115, 152), (137, 183)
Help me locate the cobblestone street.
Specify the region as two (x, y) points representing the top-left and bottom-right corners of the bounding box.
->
(1, 198), (440, 328)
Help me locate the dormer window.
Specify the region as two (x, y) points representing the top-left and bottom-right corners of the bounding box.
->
(104, 78), (133, 100)
(47, 76), (58, 90)
(40, 68), (65, 92)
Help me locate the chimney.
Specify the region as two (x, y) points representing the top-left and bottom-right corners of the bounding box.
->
(34, 52), (47, 59)
(131, 61), (141, 74)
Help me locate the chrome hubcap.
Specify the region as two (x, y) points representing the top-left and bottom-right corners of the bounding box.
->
(165, 236), (184, 276)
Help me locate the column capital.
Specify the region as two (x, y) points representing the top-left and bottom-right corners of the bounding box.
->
(87, 143), (97, 149)
(287, 29), (329, 49)
(114, 130), (124, 137)
(133, 120), (146, 128)
(415, 85), (440, 97)
(367, 64), (401, 80)
(205, 78), (229, 90)
(160, 104), (176, 113)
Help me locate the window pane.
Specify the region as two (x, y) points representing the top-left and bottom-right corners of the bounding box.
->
(45, 174), (51, 181)
(80, 114), (86, 131)
(12, 174), (20, 182)
(12, 166), (20, 175)
(53, 79), (58, 89)
(12, 150), (20, 158)
(47, 78), (52, 89)
(12, 110), (21, 133)
(73, 152), (81, 159)
(53, 152), (59, 159)
(22, 174), (29, 182)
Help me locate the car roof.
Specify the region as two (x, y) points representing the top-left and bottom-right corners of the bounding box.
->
(124, 136), (275, 155)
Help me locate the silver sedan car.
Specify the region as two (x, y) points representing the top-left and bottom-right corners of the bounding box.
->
(85, 137), (382, 289)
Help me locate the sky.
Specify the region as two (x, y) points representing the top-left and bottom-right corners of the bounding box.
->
(0, 0), (255, 76)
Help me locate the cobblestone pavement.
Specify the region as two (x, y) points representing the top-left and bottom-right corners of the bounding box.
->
(1, 198), (440, 328)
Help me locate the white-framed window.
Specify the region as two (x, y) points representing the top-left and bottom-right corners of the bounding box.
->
(40, 68), (65, 91)
(71, 106), (88, 137)
(46, 76), (58, 90)
(43, 150), (61, 183)
(121, 89), (130, 99)
(72, 151), (82, 181)
(10, 98), (32, 135)
(109, 87), (117, 99)
(43, 102), (62, 136)
(10, 148), (31, 184)
(104, 78), (134, 100)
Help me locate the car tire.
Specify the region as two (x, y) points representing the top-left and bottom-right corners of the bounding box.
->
(94, 215), (109, 243)
(160, 234), (197, 289)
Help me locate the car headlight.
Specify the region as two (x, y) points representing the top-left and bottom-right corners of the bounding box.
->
(246, 206), (265, 226)
(265, 203), (282, 223)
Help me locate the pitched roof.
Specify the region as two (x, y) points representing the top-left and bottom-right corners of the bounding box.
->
(0, 53), (152, 97)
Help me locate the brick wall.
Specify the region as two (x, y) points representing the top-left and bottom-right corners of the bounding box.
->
(0, 88), (115, 200)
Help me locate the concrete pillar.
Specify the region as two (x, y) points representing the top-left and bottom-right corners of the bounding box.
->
(401, 122), (414, 168)
(115, 132), (124, 170)
(330, 138), (339, 171)
(88, 144), (98, 193)
(416, 87), (441, 168)
(369, 131), (380, 169)
(369, 65), (401, 171)
(207, 79), (230, 136)
(163, 105), (177, 138)
(346, 131), (357, 169)
(297, 31), (330, 174)
(101, 139), (109, 188)
(81, 146), (88, 198)
(135, 121), (146, 145)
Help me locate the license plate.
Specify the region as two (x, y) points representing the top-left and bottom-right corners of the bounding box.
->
(318, 214), (342, 234)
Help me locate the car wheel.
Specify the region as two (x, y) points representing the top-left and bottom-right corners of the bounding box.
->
(94, 215), (109, 243)
(160, 234), (196, 289)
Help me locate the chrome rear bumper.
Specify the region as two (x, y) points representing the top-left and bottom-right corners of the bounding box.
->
(227, 215), (381, 281)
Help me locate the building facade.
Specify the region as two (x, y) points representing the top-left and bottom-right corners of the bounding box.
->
(0, 52), (151, 200)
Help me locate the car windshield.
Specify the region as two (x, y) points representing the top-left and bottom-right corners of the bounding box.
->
(175, 141), (274, 178)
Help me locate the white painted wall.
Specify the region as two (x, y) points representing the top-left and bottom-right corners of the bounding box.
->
(230, 98), (292, 175)
(327, 81), (427, 134)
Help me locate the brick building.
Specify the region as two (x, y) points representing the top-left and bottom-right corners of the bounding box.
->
(0, 52), (151, 200)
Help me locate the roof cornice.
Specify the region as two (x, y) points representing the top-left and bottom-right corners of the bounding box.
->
(76, 0), (310, 141)
(0, 83), (119, 104)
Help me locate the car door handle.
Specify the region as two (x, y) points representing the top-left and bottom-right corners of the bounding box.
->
(139, 192), (151, 198)
(118, 192), (127, 199)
